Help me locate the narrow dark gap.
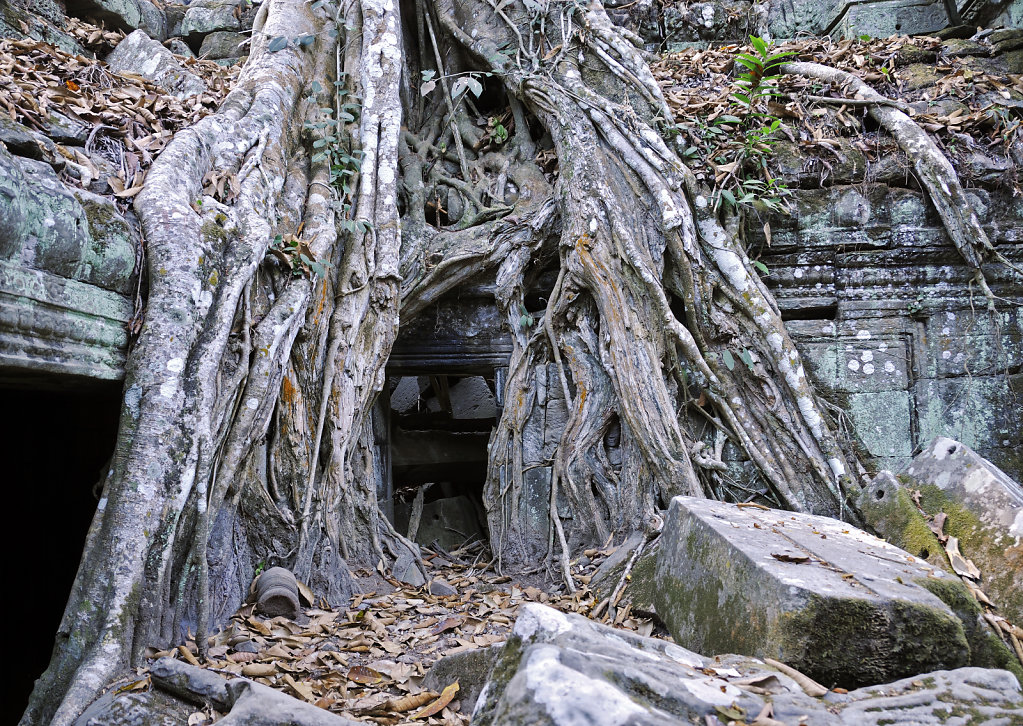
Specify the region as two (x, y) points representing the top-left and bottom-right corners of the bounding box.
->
(0, 381), (121, 723)
(779, 302), (838, 321)
(386, 373), (495, 553)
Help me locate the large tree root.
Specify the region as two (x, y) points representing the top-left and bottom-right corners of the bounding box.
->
(784, 61), (1015, 308)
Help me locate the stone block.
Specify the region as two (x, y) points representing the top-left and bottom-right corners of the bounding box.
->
(449, 375), (496, 419)
(72, 687), (194, 726)
(67, 0), (166, 39)
(654, 496), (970, 688)
(199, 29), (247, 59)
(0, 259), (132, 382)
(902, 437), (1023, 625)
(858, 471), (1023, 682)
(474, 603), (1023, 726)
(588, 532), (659, 614)
(846, 389), (914, 460)
(913, 377), (1022, 459)
(413, 495), (485, 551)
(919, 307), (1021, 378)
(107, 29), (206, 99)
(832, 0), (949, 38)
(179, 0), (241, 38)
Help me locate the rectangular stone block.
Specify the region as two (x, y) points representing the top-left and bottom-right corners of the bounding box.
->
(654, 496), (970, 689)
(847, 389), (914, 459)
(912, 376), (1022, 456)
(831, 0), (949, 38)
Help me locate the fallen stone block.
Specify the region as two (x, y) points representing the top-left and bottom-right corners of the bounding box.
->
(423, 643), (503, 710)
(178, 0), (241, 38)
(472, 602), (830, 726)
(472, 602), (1023, 726)
(73, 686), (195, 726)
(654, 496), (971, 688)
(106, 30), (206, 99)
(901, 436), (1023, 626)
(859, 471), (1023, 682)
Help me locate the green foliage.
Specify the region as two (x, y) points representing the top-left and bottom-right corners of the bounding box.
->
(267, 233), (333, 279)
(419, 70), (488, 99)
(303, 71), (370, 237)
(731, 36), (795, 109)
(712, 36), (794, 216)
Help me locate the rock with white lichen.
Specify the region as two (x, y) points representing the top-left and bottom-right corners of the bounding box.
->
(466, 602), (1023, 726)
(862, 438), (1023, 630)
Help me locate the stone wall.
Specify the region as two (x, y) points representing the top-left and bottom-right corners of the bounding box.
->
(390, 173), (1023, 488)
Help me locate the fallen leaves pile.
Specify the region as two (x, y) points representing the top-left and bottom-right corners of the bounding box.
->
(651, 34), (1023, 191)
(147, 543), (657, 725)
(0, 24), (237, 196)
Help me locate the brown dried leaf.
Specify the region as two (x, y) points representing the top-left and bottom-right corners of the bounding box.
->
(411, 681), (459, 719)
(241, 662), (276, 677)
(348, 665), (385, 684)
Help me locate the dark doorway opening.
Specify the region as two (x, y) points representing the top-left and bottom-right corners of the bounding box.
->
(0, 380), (121, 723)
(385, 373), (499, 553)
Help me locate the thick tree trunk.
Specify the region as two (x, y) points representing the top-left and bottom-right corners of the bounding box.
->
(24, 0), (998, 720)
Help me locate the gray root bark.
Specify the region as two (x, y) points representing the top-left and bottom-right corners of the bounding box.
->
(22, 0), (405, 721)
(25, 1), (986, 721)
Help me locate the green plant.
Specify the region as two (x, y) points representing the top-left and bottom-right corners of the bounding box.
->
(731, 36), (795, 110)
(712, 36), (794, 215)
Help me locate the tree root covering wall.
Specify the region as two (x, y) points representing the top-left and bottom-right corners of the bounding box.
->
(8, 0), (1023, 723)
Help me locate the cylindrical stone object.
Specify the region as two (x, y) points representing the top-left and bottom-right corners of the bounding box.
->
(254, 567), (301, 619)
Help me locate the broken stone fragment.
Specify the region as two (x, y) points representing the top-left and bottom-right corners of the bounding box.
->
(105, 29), (206, 99)
(198, 29), (247, 59)
(428, 578), (457, 597)
(84, 658), (363, 725)
(469, 602), (1023, 726)
(654, 496), (971, 689)
(899, 437), (1023, 627)
(392, 550), (426, 587)
(177, 0), (242, 38)
(253, 566), (301, 619)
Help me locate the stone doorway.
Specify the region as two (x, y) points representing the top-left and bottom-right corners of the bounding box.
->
(380, 372), (502, 554)
(0, 381), (121, 723)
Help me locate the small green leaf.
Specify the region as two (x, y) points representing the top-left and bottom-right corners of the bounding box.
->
(740, 349), (755, 370)
(715, 115), (743, 125)
(311, 80), (322, 93)
(421, 69), (436, 81)
(750, 35), (768, 57)
(720, 189), (736, 207)
(722, 349), (736, 371)
(268, 35), (289, 52)
(752, 260), (770, 275)
(466, 77), (483, 97)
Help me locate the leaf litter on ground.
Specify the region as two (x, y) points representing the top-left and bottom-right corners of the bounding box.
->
(145, 541), (660, 725)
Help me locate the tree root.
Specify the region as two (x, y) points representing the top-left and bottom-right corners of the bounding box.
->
(785, 61), (1011, 311)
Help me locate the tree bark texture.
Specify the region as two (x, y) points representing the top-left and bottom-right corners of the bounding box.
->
(23, 0), (1000, 721)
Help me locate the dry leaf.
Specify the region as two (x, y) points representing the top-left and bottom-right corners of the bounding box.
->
(347, 665), (385, 684)
(241, 662), (276, 677)
(411, 681), (459, 719)
(945, 537), (981, 580)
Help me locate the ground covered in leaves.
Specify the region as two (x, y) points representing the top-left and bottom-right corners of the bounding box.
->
(136, 542), (651, 725)
(0, 21), (236, 199)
